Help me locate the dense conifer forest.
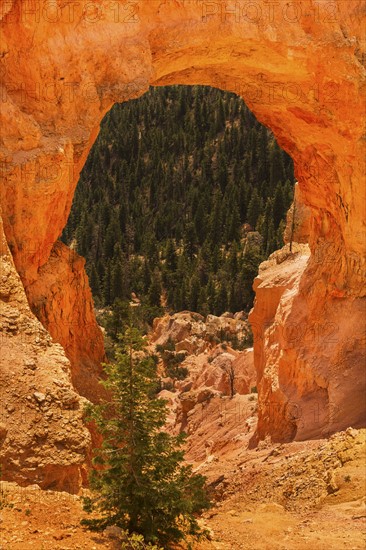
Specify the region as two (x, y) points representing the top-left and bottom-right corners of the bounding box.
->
(63, 86), (294, 319)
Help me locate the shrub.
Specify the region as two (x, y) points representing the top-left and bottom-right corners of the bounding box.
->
(82, 329), (211, 547)
(0, 466), (13, 511)
(120, 531), (163, 549)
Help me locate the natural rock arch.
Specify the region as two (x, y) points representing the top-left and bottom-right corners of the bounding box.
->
(0, 1), (365, 488)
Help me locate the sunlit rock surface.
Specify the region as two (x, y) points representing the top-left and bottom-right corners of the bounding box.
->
(0, 0), (365, 485)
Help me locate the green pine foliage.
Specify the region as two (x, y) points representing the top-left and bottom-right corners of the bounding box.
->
(63, 86), (294, 316)
(82, 328), (210, 547)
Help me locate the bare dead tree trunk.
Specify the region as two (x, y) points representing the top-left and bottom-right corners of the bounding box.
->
(289, 197), (296, 253)
(229, 366), (235, 399)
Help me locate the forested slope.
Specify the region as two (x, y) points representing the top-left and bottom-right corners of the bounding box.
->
(63, 86), (294, 317)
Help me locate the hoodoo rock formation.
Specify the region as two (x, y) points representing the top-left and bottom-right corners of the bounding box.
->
(0, 0), (365, 487)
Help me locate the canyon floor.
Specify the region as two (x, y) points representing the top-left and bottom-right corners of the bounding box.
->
(1, 427), (365, 550)
(1, 313), (365, 549)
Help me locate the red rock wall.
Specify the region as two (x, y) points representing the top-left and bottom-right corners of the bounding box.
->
(26, 240), (106, 401)
(0, 0), (365, 478)
(250, 240), (366, 442)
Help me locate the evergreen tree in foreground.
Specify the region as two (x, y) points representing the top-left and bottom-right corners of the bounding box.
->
(82, 328), (210, 547)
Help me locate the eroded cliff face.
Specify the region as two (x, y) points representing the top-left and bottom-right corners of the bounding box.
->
(250, 186), (366, 442)
(0, 0), (365, 485)
(0, 213), (90, 491)
(26, 240), (105, 401)
(250, 174), (365, 442)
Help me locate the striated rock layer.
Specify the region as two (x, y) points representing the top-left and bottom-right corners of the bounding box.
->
(0, 0), (365, 483)
(251, 192), (365, 442)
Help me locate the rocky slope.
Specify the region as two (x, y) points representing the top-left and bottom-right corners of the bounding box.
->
(1, 428), (365, 549)
(197, 427), (366, 550)
(148, 311), (257, 462)
(0, 0), (365, 485)
(0, 214), (90, 492)
(151, 310), (255, 394)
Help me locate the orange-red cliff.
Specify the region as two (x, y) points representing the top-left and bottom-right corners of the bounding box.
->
(0, 0), (365, 487)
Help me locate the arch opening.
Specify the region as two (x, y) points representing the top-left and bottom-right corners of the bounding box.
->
(63, 85), (295, 316)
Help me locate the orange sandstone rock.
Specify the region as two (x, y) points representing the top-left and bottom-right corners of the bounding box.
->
(0, 212), (90, 491)
(26, 240), (105, 402)
(0, 0), (365, 487)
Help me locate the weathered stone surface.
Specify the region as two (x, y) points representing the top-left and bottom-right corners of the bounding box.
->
(26, 240), (105, 401)
(190, 348), (255, 396)
(250, 240), (366, 442)
(0, 214), (90, 491)
(151, 311), (253, 396)
(283, 183), (312, 246)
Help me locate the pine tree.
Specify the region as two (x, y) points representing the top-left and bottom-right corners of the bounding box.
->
(273, 183), (285, 228)
(217, 161), (228, 193)
(228, 281), (237, 313)
(226, 203), (240, 242)
(209, 191), (223, 246)
(214, 283), (228, 315)
(215, 97), (226, 133)
(104, 299), (131, 341)
(104, 217), (121, 260)
(184, 222), (197, 260)
(179, 277), (189, 311)
(197, 287), (209, 317)
(111, 258), (124, 301)
(206, 276), (216, 313)
(256, 126), (268, 184)
(102, 261), (112, 306)
(265, 219), (276, 255)
(247, 188), (262, 229)
(148, 270), (162, 308)
(82, 329), (210, 546)
(210, 243), (222, 274)
(189, 274), (200, 312)
(142, 260), (151, 294)
(89, 262), (101, 298)
(241, 246), (263, 309)
(228, 243), (239, 279)
(164, 239), (177, 272)
(194, 199), (207, 246)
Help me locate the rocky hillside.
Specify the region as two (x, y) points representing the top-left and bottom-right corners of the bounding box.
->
(147, 310), (257, 462)
(1, 426), (364, 549)
(151, 310), (254, 393)
(0, 217), (90, 493)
